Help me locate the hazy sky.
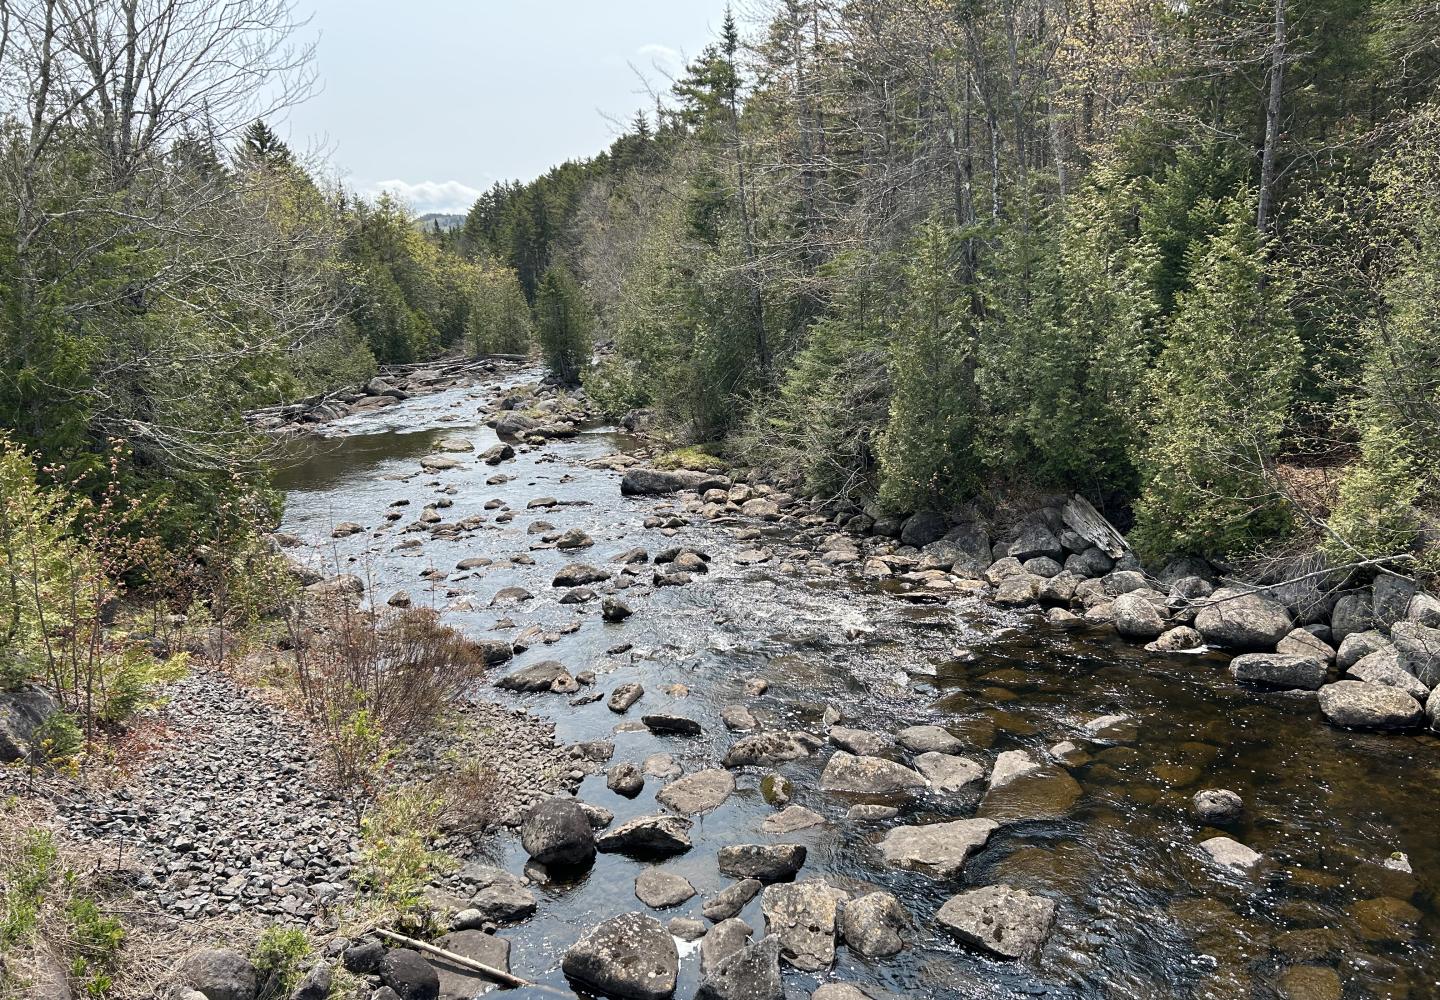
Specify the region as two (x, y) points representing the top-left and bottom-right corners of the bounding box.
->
(281, 1), (730, 215)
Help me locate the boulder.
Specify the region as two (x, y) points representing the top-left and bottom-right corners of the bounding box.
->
(1193, 588), (1293, 650)
(895, 725), (962, 754)
(553, 564), (611, 588)
(656, 769), (736, 816)
(694, 937), (783, 1000)
(1347, 649), (1429, 702)
(608, 682), (644, 713)
(635, 869), (696, 909)
(521, 798), (596, 867)
(1277, 628), (1335, 666)
(878, 818), (998, 878)
(723, 731), (816, 769)
(378, 950), (439, 1000)
(642, 714), (703, 736)
(1065, 547), (1114, 578)
(1192, 788), (1243, 824)
(1228, 652), (1327, 691)
(290, 963), (332, 1000)
(1389, 621), (1440, 687)
(1373, 572), (1418, 627)
(1008, 524), (1063, 562)
(1200, 836), (1262, 871)
(341, 939), (383, 974)
(1428, 687), (1440, 733)
(700, 918), (753, 973)
(762, 805), (826, 834)
(1102, 570), (1150, 595)
(912, 753), (985, 796)
(467, 883), (537, 924)
(1337, 631), (1393, 671)
(1113, 591), (1166, 640)
(1330, 592), (1375, 644)
(177, 948), (258, 1000)
(936, 885), (1056, 960)
(929, 523), (992, 575)
(1408, 591), (1440, 627)
(718, 844), (807, 883)
(497, 661), (570, 692)
(1318, 681), (1424, 730)
(761, 880), (847, 971)
(839, 891), (908, 958)
(621, 469), (731, 496)
(703, 879), (763, 922)
(607, 762), (644, 798)
(993, 574), (1041, 606)
(561, 913), (678, 1000)
(0, 685), (62, 763)
(899, 510), (948, 547)
(596, 814), (694, 857)
(819, 752), (927, 795)
(1147, 626), (1204, 652)
(480, 443), (514, 465)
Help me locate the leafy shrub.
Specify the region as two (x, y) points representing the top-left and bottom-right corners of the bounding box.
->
(66, 896), (124, 997)
(357, 785), (452, 919)
(252, 926), (312, 999)
(653, 446), (727, 473)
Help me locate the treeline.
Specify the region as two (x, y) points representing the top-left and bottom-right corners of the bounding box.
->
(0, 2), (534, 542)
(473, 0), (1440, 570)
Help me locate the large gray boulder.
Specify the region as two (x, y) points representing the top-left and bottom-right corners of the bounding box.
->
(520, 798), (595, 867)
(1194, 588), (1292, 650)
(1228, 652), (1326, 691)
(1428, 688), (1440, 733)
(0, 685), (62, 763)
(1330, 592), (1375, 644)
(656, 769), (735, 815)
(761, 881), (847, 971)
(878, 818), (998, 878)
(1112, 591), (1166, 640)
(621, 468), (731, 496)
(912, 753), (985, 796)
(177, 948), (258, 1000)
(1347, 649), (1430, 702)
(596, 814), (694, 857)
(718, 844), (807, 883)
(926, 523), (992, 575)
(1065, 547), (1114, 578)
(1318, 681), (1424, 730)
(1008, 523), (1064, 562)
(497, 661), (570, 692)
(895, 725), (962, 754)
(695, 937), (783, 1000)
(1337, 631), (1392, 671)
(818, 752), (927, 795)
(838, 891), (908, 958)
(1389, 621), (1440, 687)
(562, 912), (678, 1000)
(1277, 628), (1335, 665)
(936, 885), (1056, 960)
(379, 949), (438, 1000)
(899, 510), (948, 547)
(1373, 572), (1419, 628)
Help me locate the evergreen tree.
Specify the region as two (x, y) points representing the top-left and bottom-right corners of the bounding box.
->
(534, 265), (593, 386)
(1133, 200), (1301, 557)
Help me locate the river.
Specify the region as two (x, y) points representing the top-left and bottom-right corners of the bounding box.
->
(272, 370), (1438, 1000)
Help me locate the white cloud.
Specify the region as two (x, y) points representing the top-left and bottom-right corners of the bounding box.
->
(637, 43), (684, 78)
(361, 178), (485, 215)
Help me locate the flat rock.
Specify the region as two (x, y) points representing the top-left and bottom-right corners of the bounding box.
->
(656, 769), (735, 816)
(827, 727), (891, 756)
(937, 885), (1056, 960)
(497, 661), (570, 692)
(643, 713), (703, 736)
(818, 751), (927, 795)
(431, 931), (510, 1000)
(695, 936), (783, 1000)
(912, 752), (985, 795)
(761, 805), (826, 834)
(596, 814), (694, 857)
(1200, 836), (1262, 871)
(1229, 652), (1327, 691)
(703, 879), (762, 922)
(635, 869), (696, 909)
(878, 819), (998, 878)
(896, 725), (963, 754)
(723, 731), (815, 769)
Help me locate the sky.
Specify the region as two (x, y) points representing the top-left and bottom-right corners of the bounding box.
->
(281, 0), (731, 215)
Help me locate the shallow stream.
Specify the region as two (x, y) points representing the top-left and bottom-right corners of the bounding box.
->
(274, 372), (1439, 1000)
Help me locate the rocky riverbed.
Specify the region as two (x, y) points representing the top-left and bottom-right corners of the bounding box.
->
(18, 363), (1438, 1000)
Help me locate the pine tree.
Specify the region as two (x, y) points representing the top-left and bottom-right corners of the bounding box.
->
(534, 265), (593, 386)
(1132, 199), (1301, 557)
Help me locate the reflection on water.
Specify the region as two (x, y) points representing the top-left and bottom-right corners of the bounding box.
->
(277, 375), (1440, 1000)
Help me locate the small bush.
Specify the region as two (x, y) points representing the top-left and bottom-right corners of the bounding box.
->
(34, 712), (83, 764)
(653, 446), (727, 473)
(252, 926), (311, 999)
(357, 785), (452, 919)
(66, 896), (124, 997)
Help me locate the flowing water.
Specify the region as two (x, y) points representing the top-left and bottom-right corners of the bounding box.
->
(273, 371), (1440, 1000)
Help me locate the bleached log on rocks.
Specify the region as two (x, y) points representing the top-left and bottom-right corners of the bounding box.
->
(1062, 495), (1129, 558)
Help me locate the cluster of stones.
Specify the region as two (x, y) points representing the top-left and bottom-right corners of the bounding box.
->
(245, 359), (518, 433)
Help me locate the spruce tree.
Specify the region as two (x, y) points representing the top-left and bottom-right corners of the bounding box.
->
(535, 265), (593, 386)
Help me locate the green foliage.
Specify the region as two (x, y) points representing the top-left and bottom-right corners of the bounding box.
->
(0, 829), (57, 949)
(654, 446), (727, 472)
(467, 267), (533, 355)
(252, 926), (312, 1000)
(66, 896), (124, 997)
(357, 785), (452, 919)
(877, 219), (981, 511)
(1132, 202), (1302, 557)
(535, 265), (593, 386)
(34, 712), (83, 763)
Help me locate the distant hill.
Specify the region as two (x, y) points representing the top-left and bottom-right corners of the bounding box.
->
(415, 212), (465, 232)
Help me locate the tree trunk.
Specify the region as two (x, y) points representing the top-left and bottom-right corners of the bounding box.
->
(1256, 0), (1286, 238)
